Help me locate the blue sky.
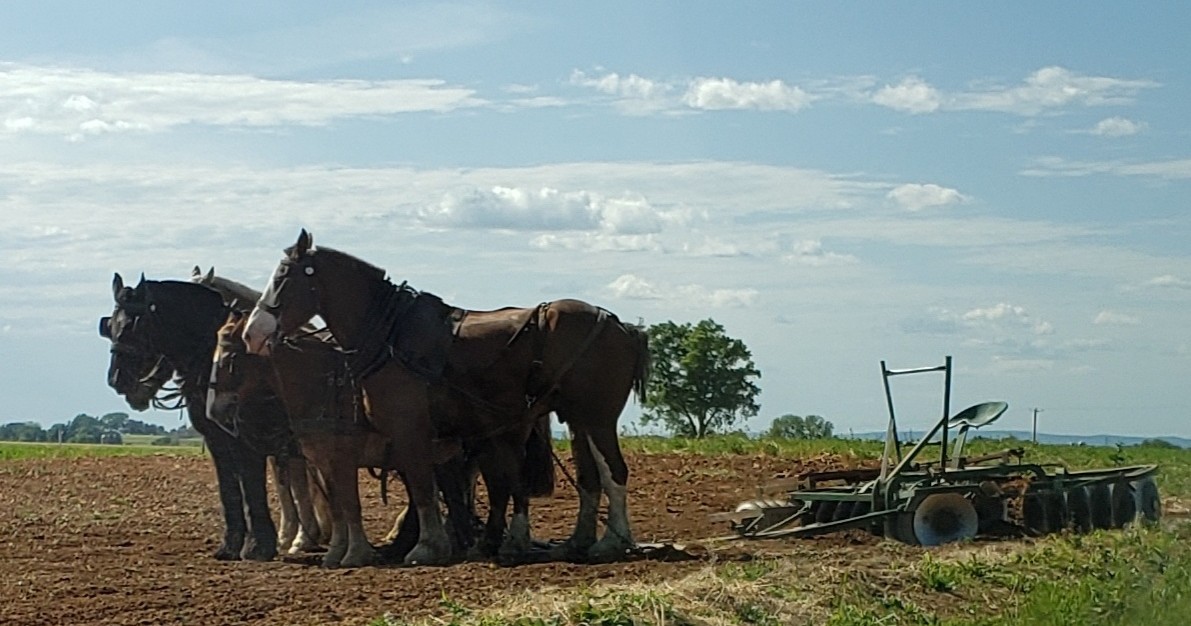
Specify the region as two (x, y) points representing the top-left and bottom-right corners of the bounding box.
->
(1, 2), (1188, 438)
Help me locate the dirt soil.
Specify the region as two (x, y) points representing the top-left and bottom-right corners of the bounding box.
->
(0, 450), (879, 626)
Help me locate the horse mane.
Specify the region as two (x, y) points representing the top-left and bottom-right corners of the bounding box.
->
(196, 273), (262, 310)
(121, 280), (227, 371)
(309, 245), (390, 284)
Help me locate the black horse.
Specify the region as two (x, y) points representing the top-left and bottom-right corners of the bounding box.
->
(99, 273), (282, 560)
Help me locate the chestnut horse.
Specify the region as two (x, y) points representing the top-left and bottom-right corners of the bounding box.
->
(191, 266), (329, 555)
(209, 310), (522, 566)
(243, 230), (649, 564)
(100, 274), (278, 560)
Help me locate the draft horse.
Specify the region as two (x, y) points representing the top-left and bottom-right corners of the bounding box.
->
(243, 230), (649, 565)
(191, 266), (330, 555)
(100, 274), (280, 560)
(209, 310), (523, 567)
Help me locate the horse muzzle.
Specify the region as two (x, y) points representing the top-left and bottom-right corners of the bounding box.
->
(242, 307), (278, 356)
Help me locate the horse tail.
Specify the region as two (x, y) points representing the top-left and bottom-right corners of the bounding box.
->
(627, 323), (651, 403)
(522, 414), (555, 497)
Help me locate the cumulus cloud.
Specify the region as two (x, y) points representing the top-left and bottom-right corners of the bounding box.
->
(779, 239), (857, 266)
(0, 62), (481, 139)
(418, 186), (663, 234)
(683, 77), (812, 111)
(904, 302), (1054, 338)
(605, 274), (757, 308)
(571, 69), (811, 114)
(1093, 310), (1140, 326)
(872, 76), (941, 114)
(886, 183), (969, 211)
(1089, 116), (1145, 137)
(953, 66), (1157, 116)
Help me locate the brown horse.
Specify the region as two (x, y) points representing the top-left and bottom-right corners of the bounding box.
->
(243, 230), (649, 564)
(191, 266), (329, 555)
(209, 310), (498, 567)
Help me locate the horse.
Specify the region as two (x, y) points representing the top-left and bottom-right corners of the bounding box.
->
(100, 273), (280, 561)
(243, 230), (650, 564)
(209, 309), (512, 566)
(191, 266), (330, 555)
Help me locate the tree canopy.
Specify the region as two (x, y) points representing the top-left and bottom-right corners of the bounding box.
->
(767, 414), (835, 439)
(641, 319), (761, 438)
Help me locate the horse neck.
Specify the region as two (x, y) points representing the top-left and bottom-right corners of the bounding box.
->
(314, 262), (389, 352)
(209, 277), (262, 310)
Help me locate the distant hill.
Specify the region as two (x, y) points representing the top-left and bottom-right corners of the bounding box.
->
(847, 429), (1191, 449)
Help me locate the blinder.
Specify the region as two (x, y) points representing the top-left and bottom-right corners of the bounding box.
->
(98, 316), (111, 339)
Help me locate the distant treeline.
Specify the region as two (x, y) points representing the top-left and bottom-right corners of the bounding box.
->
(0, 412), (197, 445)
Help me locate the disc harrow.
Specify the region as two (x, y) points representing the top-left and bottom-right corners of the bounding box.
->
(713, 357), (1161, 546)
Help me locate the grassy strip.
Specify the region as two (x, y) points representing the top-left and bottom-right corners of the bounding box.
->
(0, 440), (204, 460)
(372, 524), (1191, 626)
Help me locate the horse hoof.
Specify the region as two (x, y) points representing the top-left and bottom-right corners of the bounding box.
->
(340, 550), (375, 568)
(213, 546), (242, 561)
(586, 539), (632, 564)
(320, 555), (343, 568)
(404, 543), (450, 566)
(243, 546), (277, 562)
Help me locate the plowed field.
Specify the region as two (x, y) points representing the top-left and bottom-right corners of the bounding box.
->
(0, 450), (876, 625)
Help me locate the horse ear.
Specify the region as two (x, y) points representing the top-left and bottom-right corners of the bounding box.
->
(137, 272), (146, 286)
(294, 229), (312, 257)
(191, 266), (201, 279)
(112, 273), (124, 299)
(205, 267), (215, 282)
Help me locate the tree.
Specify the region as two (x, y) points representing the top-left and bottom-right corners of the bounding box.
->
(767, 414), (835, 439)
(641, 319), (761, 438)
(100, 412), (130, 433)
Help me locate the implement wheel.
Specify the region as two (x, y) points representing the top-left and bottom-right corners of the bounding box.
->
(912, 493), (978, 546)
(1133, 477), (1161, 524)
(1065, 486), (1093, 533)
(1088, 483), (1113, 530)
(1110, 480), (1137, 528)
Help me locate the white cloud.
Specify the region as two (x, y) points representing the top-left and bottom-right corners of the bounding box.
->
(1144, 274), (1191, 290)
(952, 66), (1157, 116)
(963, 302), (1053, 335)
(605, 274), (757, 308)
(683, 77), (812, 111)
(872, 77), (941, 114)
(1093, 310), (1140, 326)
(886, 183), (969, 211)
(0, 62), (482, 139)
(780, 239), (857, 266)
(1021, 156), (1191, 180)
(530, 232), (661, 253)
(417, 186), (664, 234)
(1089, 116), (1145, 137)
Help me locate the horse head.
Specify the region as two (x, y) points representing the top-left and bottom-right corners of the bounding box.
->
(100, 273), (227, 410)
(206, 310), (274, 434)
(213, 306), (357, 436)
(243, 229), (321, 356)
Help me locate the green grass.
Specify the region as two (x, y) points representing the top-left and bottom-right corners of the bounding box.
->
(0, 440), (205, 460)
(386, 435), (1191, 626)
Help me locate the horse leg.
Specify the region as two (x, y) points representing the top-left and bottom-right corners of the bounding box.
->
(554, 425), (602, 560)
(287, 456), (323, 553)
(476, 452), (510, 557)
(272, 456), (300, 552)
(237, 443), (279, 561)
(402, 460), (451, 565)
(338, 461), (374, 568)
(493, 438), (533, 562)
(315, 465), (349, 568)
(310, 466), (334, 545)
(436, 456), (477, 558)
(202, 431), (247, 560)
(584, 427), (634, 562)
